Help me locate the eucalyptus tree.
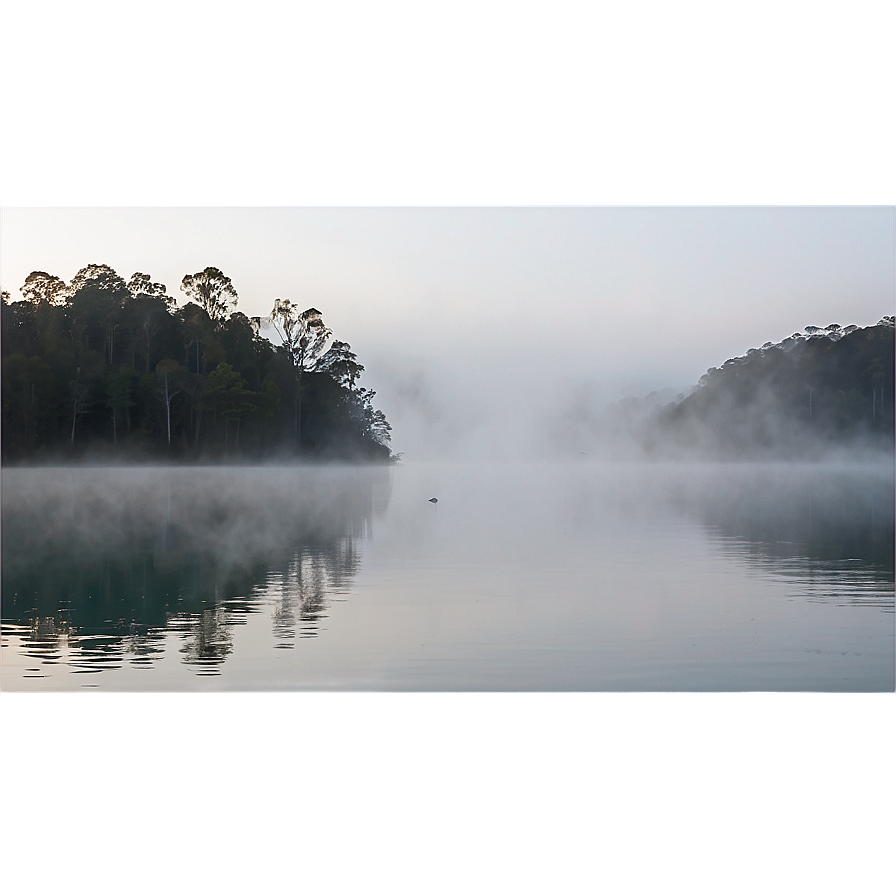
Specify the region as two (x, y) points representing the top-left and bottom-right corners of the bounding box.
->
(69, 263), (130, 298)
(219, 311), (272, 391)
(155, 359), (186, 447)
(2, 292), (37, 358)
(269, 300), (333, 446)
(20, 271), (69, 305)
(127, 273), (173, 371)
(177, 302), (214, 375)
(67, 264), (131, 363)
(269, 301), (333, 370)
(180, 267), (238, 326)
(17, 273), (69, 359)
(354, 388), (392, 448)
(316, 340), (364, 389)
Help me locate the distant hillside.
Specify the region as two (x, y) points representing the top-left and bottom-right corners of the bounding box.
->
(643, 317), (894, 458)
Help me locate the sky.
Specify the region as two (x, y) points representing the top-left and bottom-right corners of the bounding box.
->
(2, 3), (893, 459)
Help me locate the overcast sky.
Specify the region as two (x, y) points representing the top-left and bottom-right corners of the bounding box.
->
(3, 3), (894, 460)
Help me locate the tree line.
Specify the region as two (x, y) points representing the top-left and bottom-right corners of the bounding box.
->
(1, 264), (395, 462)
(645, 318), (895, 458)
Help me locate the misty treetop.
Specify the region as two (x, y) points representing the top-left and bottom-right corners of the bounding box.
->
(2, 264), (395, 462)
(561, 317), (895, 461)
(645, 318), (895, 458)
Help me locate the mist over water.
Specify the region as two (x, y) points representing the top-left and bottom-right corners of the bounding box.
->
(2, 459), (892, 690)
(367, 317), (894, 463)
(2, 465), (389, 678)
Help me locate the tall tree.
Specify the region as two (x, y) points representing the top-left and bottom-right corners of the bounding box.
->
(354, 388), (392, 448)
(20, 271), (68, 305)
(128, 272), (169, 301)
(180, 267), (238, 326)
(127, 273), (173, 371)
(269, 301), (333, 370)
(70, 264), (129, 296)
(155, 359), (186, 447)
(10, 278), (68, 358)
(199, 362), (258, 450)
(269, 300), (333, 446)
(68, 264), (130, 363)
(177, 303), (214, 374)
(105, 368), (136, 445)
(317, 340), (364, 389)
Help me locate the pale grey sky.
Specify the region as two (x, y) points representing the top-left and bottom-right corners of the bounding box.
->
(3, 4), (894, 458)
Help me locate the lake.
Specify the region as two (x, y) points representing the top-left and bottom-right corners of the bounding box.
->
(1, 460), (893, 691)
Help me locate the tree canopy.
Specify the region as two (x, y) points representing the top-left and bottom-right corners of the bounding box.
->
(180, 267), (239, 325)
(2, 264), (395, 462)
(643, 319), (895, 458)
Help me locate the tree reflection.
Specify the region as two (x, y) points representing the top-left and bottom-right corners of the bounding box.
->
(177, 605), (234, 670)
(2, 465), (390, 679)
(674, 465), (895, 605)
(22, 615), (68, 662)
(271, 537), (361, 644)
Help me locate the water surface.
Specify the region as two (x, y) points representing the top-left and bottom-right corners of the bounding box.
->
(2, 461), (892, 690)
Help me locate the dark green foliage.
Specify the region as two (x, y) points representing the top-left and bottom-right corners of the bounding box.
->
(2, 265), (396, 463)
(647, 322), (895, 458)
(105, 368), (137, 444)
(299, 375), (393, 461)
(317, 340), (364, 389)
(1, 353), (63, 454)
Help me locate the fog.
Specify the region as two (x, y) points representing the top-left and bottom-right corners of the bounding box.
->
(2, 464), (392, 570)
(5, 459), (891, 601)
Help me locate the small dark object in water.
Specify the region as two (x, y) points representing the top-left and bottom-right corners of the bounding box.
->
(428, 497), (438, 503)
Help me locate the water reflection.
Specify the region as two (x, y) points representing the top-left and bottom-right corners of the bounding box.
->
(2, 461), (892, 690)
(2, 465), (390, 676)
(270, 540), (361, 646)
(667, 463), (894, 610)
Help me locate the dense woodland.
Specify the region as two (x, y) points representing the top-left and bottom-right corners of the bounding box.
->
(644, 318), (896, 458)
(1, 265), (395, 462)
(573, 318), (895, 460)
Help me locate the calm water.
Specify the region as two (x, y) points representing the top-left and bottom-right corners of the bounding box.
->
(2, 461), (893, 691)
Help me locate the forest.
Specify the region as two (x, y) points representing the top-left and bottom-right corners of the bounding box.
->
(569, 318), (895, 460)
(643, 318), (895, 458)
(1, 265), (396, 462)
